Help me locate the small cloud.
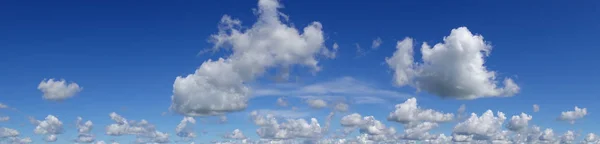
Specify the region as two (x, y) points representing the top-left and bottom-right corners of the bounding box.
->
(38, 79), (83, 101)
(371, 37), (383, 49)
(533, 104), (540, 112)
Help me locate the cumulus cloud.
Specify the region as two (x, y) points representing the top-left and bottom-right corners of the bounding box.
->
(175, 117), (196, 139)
(339, 113), (397, 142)
(75, 117), (95, 143)
(453, 110), (506, 141)
(250, 111), (323, 139)
(170, 0), (331, 116)
(306, 99), (328, 109)
(223, 129), (246, 139)
(31, 115), (63, 142)
(583, 133), (599, 143)
(371, 37), (382, 49)
(0, 127), (19, 138)
(105, 112), (170, 143)
(558, 106), (587, 124)
(506, 113), (532, 132)
(276, 97), (288, 107)
(560, 130), (576, 144)
(37, 79), (82, 100)
(386, 27), (519, 99)
(533, 104), (540, 112)
(387, 98), (453, 124)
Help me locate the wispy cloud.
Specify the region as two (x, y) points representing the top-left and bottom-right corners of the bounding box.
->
(252, 109), (310, 119)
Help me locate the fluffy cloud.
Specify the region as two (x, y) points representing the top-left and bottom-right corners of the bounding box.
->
(250, 111), (323, 139)
(506, 113), (532, 132)
(276, 97), (288, 107)
(453, 110), (506, 141)
(176, 117), (196, 139)
(105, 112), (169, 143)
(457, 104), (467, 120)
(339, 113), (397, 142)
(170, 0), (330, 116)
(400, 122), (438, 140)
(37, 79), (82, 100)
(583, 133), (599, 143)
(533, 104), (540, 112)
(306, 99), (328, 109)
(386, 27), (519, 99)
(223, 129), (246, 139)
(387, 98), (453, 124)
(558, 106), (587, 124)
(32, 115), (63, 142)
(75, 117), (95, 143)
(372, 37), (382, 49)
(0, 127), (19, 138)
(334, 103), (349, 112)
(560, 130), (576, 144)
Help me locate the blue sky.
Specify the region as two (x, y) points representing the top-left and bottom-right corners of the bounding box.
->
(1, 0), (599, 143)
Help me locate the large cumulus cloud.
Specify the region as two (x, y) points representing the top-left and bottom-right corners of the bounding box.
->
(170, 0), (332, 116)
(386, 27), (519, 99)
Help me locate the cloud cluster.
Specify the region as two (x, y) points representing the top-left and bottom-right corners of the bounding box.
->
(506, 113), (532, 132)
(339, 113), (397, 142)
(105, 112), (169, 143)
(223, 129), (246, 140)
(452, 110), (507, 142)
(32, 115), (63, 142)
(387, 98), (454, 124)
(37, 79), (83, 100)
(386, 27), (520, 99)
(170, 0), (331, 116)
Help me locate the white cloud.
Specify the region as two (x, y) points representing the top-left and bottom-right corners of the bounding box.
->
(32, 115), (63, 142)
(37, 79), (83, 100)
(560, 130), (576, 144)
(0, 127), (19, 138)
(457, 104), (467, 120)
(334, 103), (349, 112)
(339, 113), (397, 142)
(223, 129), (246, 139)
(252, 109), (310, 119)
(175, 117), (196, 139)
(506, 113), (532, 132)
(276, 97), (288, 107)
(583, 133), (599, 143)
(306, 99), (328, 109)
(340, 113), (364, 127)
(353, 96), (387, 104)
(0, 103), (8, 109)
(400, 122), (438, 140)
(170, 0), (330, 116)
(387, 98), (454, 124)
(105, 112), (170, 143)
(453, 110), (506, 141)
(533, 104), (540, 112)
(75, 117), (95, 143)
(371, 37), (383, 49)
(386, 27), (519, 99)
(558, 106), (587, 124)
(251, 111), (323, 139)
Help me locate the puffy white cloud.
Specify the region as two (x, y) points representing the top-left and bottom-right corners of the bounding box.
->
(423, 134), (453, 144)
(250, 111), (323, 139)
(506, 113), (532, 132)
(339, 113), (397, 142)
(539, 128), (555, 142)
(533, 104), (540, 112)
(583, 133), (599, 143)
(560, 130), (576, 144)
(386, 27), (519, 99)
(0, 127), (19, 138)
(387, 98), (453, 124)
(400, 122), (438, 140)
(223, 129), (246, 139)
(558, 106), (587, 124)
(32, 115), (63, 142)
(276, 97), (288, 107)
(334, 103), (349, 112)
(105, 112), (170, 143)
(453, 110), (506, 141)
(306, 99), (328, 109)
(170, 0), (330, 116)
(75, 117), (95, 143)
(372, 37), (383, 49)
(340, 113), (363, 127)
(175, 117), (196, 139)
(37, 79), (82, 100)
